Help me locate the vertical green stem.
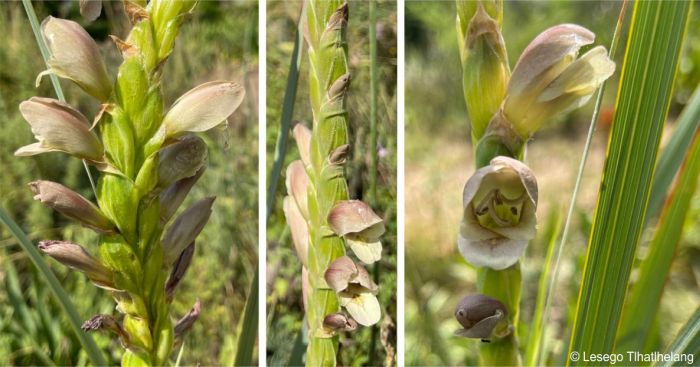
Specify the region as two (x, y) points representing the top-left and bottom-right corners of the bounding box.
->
(304, 1), (350, 365)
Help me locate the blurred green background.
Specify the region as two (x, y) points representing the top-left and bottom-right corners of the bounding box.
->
(405, 1), (700, 366)
(265, 1), (397, 366)
(0, 1), (258, 365)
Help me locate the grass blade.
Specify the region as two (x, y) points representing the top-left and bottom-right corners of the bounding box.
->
(0, 208), (107, 366)
(568, 1), (691, 362)
(655, 307), (700, 367)
(266, 4), (304, 219)
(234, 271), (259, 366)
(647, 85), (700, 221)
(533, 2), (627, 365)
(525, 210), (562, 366)
(617, 128), (700, 352)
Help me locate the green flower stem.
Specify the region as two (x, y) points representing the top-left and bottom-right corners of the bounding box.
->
(459, 2), (522, 365)
(304, 1), (350, 365)
(94, 1), (195, 364)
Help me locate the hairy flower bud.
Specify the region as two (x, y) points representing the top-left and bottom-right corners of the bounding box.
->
(162, 197), (215, 265)
(15, 97), (104, 162)
(286, 160), (310, 219)
(41, 17), (112, 101)
(82, 314), (130, 345)
(283, 197), (309, 267)
(293, 123), (312, 168)
(39, 240), (114, 289)
(458, 156), (537, 270)
(162, 81), (245, 137)
(325, 256), (381, 326)
(30, 181), (116, 234)
(454, 294), (508, 339)
(503, 24), (615, 137)
(328, 200), (385, 264)
(158, 135), (208, 189)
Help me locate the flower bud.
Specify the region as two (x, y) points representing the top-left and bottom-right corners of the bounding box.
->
(503, 24), (615, 137)
(454, 294), (507, 339)
(283, 197), (309, 267)
(458, 156), (537, 270)
(15, 97), (104, 162)
(162, 81), (245, 137)
(158, 135), (208, 189)
(459, 3), (509, 141)
(79, 0), (102, 22)
(328, 200), (385, 264)
(38, 240), (114, 289)
(41, 17), (112, 101)
(160, 167), (205, 223)
(174, 299), (201, 345)
(327, 73), (351, 101)
(285, 160), (310, 219)
(165, 242), (195, 301)
(293, 122), (312, 168)
(30, 181), (116, 234)
(325, 256), (381, 327)
(323, 312), (358, 332)
(162, 197), (215, 265)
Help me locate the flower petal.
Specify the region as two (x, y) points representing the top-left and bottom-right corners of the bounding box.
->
(324, 255), (357, 292)
(38, 240), (114, 289)
(327, 200), (385, 238)
(538, 45), (615, 102)
(79, 0), (102, 21)
(293, 123), (312, 168)
(340, 292), (381, 327)
(457, 235), (527, 270)
(455, 310), (505, 339)
(508, 24), (594, 98)
(158, 135), (208, 189)
(285, 160), (310, 219)
(283, 196), (309, 267)
(42, 17), (112, 101)
(162, 197), (215, 265)
(17, 97), (103, 161)
(347, 237), (382, 265)
(162, 81), (245, 137)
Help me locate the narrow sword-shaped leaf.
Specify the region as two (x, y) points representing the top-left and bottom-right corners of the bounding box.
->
(568, 1), (691, 362)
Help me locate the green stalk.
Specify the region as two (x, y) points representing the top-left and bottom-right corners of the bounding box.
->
(96, 2), (196, 364)
(304, 1), (350, 365)
(0, 208), (107, 366)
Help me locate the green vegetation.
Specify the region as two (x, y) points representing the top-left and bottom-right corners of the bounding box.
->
(266, 1), (397, 366)
(0, 2), (258, 365)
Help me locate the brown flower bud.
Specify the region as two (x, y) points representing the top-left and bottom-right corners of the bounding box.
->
(79, 0), (102, 22)
(29, 181), (116, 234)
(158, 135), (208, 189)
(165, 242), (195, 301)
(454, 294), (508, 340)
(323, 312), (358, 332)
(174, 299), (201, 344)
(38, 240), (114, 289)
(162, 197), (215, 265)
(159, 167), (205, 223)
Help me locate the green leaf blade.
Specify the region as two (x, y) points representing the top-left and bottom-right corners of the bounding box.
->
(568, 1), (691, 363)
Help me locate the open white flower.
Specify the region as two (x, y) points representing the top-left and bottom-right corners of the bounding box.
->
(328, 200), (385, 264)
(458, 156), (537, 270)
(324, 256), (381, 326)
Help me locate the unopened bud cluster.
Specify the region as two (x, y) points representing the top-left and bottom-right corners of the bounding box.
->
(16, 2), (244, 364)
